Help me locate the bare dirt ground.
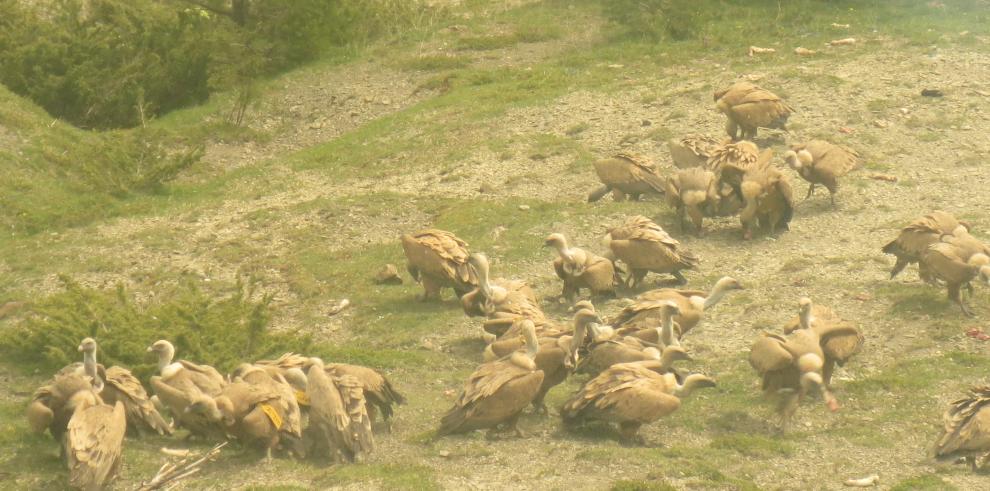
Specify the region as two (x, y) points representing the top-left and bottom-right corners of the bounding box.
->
(5, 5), (990, 490)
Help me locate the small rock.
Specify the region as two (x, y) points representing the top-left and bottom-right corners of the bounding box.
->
(899, 107), (910, 115)
(439, 450), (451, 458)
(641, 119), (652, 126)
(309, 121), (323, 129)
(327, 299), (350, 316)
(518, 204), (530, 211)
(828, 37), (856, 46)
(479, 182), (496, 194)
(381, 99), (391, 105)
(373, 264), (403, 285)
(873, 120), (889, 128)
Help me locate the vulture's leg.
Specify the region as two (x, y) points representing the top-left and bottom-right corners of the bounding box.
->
(950, 284), (974, 317)
(618, 421), (645, 446)
(504, 413), (525, 438)
(421, 276), (442, 301)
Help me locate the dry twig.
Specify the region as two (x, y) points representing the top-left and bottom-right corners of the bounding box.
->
(136, 442), (227, 491)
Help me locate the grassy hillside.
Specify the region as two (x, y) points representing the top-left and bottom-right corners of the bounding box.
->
(3, 0), (990, 489)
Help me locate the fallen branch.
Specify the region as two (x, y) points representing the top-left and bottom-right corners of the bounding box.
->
(136, 441), (227, 491)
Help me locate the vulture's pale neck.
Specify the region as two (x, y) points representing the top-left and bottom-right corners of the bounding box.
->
(659, 307), (680, 347)
(676, 374), (715, 398)
(799, 371), (823, 395)
(703, 280), (735, 309)
(157, 343), (176, 373)
(524, 328), (540, 360)
(82, 348), (98, 381)
(800, 371), (838, 412)
(553, 239), (577, 263)
(569, 317), (591, 356)
(799, 304), (814, 330)
(472, 256), (495, 301)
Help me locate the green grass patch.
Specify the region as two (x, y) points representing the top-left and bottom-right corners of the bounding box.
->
(398, 54), (473, 71)
(709, 433), (795, 458)
(890, 474), (958, 491)
(611, 479), (676, 491)
(314, 463), (439, 490)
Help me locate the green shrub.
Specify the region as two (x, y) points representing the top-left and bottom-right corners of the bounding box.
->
(0, 276), (308, 380)
(0, 0), (439, 129)
(0, 0), (216, 129)
(67, 128), (203, 196)
(603, 0), (710, 41)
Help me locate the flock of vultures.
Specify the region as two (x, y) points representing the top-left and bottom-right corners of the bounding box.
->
(24, 81), (990, 489)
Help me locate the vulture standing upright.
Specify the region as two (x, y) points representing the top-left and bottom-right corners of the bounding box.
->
(784, 140), (860, 205)
(438, 320), (545, 438)
(604, 215), (699, 287)
(74, 338), (171, 436)
(882, 211), (970, 283)
(739, 150), (794, 239)
(933, 385), (990, 471)
(545, 233), (617, 303)
(401, 229), (477, 300)
(714, 81), (794, 140)
(64, 389), (127, 491)
(587, 153), (667, 202)
(665, 167), (720, 235)
(305, 358), (375, 463)
(562, 360), (716, 445)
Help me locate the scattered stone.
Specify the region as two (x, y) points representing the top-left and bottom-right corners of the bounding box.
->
(478, 182), (496, 194)
(843, 475), (879, 487)
(641, 119), (652, 126)
(920, 88), (943, 97)
(868, 173), (898, 183)
(327, 299), (350, 316)
(873, 120), (889, 128)
(794, 47), (817, 55)
(309, 121), (323, 129)
(831, 23), (851, 29)
(899, 108), (910, 115)
(748, 46), (776, 56)
(838, 126), (854, 134)
(373, 264), (403, 285)
(828, 37), (857, 46)
(518, 204), (530, 211)
(439, 450), (451, 458)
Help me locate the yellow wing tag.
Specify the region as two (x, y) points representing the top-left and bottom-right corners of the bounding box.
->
(259, 403), (283, 430)
(294, 389), (310, 407)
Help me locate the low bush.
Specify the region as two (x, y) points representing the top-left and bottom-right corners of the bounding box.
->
(0, 0), (440, 129)
(0, 276), (306, 380)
